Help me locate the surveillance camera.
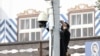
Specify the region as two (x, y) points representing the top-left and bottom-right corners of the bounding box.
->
(37, 12), (48, 28)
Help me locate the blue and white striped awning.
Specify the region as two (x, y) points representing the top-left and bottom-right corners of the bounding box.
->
(0, 19), (17, 43)
(95, 10), (100, 36)
(0, 8), (17, 43)
(60, 14), (68, 22)
(42, 13), (68, 40)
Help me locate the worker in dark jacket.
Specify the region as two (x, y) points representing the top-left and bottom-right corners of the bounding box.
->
(60, 21), (70, 56)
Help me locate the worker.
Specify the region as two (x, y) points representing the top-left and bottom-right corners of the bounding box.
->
(60, 21), (70, 56)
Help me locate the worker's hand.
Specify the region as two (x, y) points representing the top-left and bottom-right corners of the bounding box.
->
(60, 20), (64, 24)
(60, 20), (67, 30)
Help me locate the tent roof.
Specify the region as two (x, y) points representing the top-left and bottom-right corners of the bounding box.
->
(0, 8), (8, 19)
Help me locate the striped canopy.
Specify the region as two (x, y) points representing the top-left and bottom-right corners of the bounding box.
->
(0, 19), (17, 43)
(95, 10), (100, 36)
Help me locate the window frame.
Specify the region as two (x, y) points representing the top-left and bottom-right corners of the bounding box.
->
(18, 17), (42, 42)
(19, 18), (30, 30)
(69, 11), (95, 38)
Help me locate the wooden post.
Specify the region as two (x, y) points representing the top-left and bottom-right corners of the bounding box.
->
(39, 42), (42, 56)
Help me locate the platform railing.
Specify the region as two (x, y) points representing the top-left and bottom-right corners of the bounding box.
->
(0, 40), (49, 56)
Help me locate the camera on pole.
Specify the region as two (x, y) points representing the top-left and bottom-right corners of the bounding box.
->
(37, 11), (48, 28)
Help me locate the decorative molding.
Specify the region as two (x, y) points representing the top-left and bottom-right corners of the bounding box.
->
(17, 9), (40, 16)
(68, 4), (95, 12)
(17, 9), (40, 18)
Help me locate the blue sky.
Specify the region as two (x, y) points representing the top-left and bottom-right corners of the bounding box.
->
(0, 0), (97, 18)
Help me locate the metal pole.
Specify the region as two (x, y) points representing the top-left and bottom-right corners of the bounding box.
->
(48, 4), (54, 56)
(52, 0), (60, 56)
(45, 0), (60, 56)
(49, 30), (53, 56)
(45, 1), (54, 56)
